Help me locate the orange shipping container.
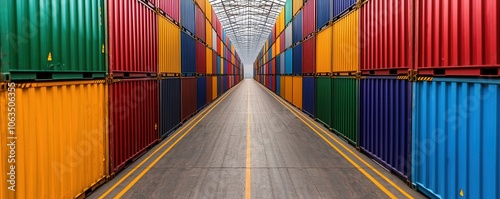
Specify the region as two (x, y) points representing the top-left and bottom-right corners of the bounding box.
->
(280, 76), (286, 98)
(206, 47), (213, 74)
(206, 19), (213, 48)
(292, 76), (302, 109)
(285, 76), (293, 102)
(205, 0), (212, 22)
(158, 16), (181, 73)
(293, 0), (303, 16)
(333, 10), (359, 73)
(316, 25), (333, 73)
(196, 0), (206, 14)
(212, 76), (217, 99)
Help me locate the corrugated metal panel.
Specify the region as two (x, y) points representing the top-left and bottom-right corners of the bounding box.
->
(359, 77), (412, 180)
(196, 41), (206, 74)
(285, 0), (293, 24)
(181, 0), (196, 34)
(160, 78), (181, 138)
(181, 77), (197, 121)
(361, 0), (413, 74)
(212, 76), (218, 99)
(205, 0), (212, 22)
(316, 76), (332, 126)
(206, 76), (213, 102)
(276, 55), (281, 74)
(285, 76), (293, 102)
(303, 76), (315, 116)
(110, 79), (159, 173)
(280, 76), (286, 97)
(412, 78), (500, 199)
(156, 0), (180, 22)
(316, 0), (333, 30)
(0, 0), (106, 81)
(334, 0), (356, 19)
(303, 37), (316, 73)
(415, 0), (499, 76)
(109, 0), (158, 74)
(333, 10), (359, 73)
(293, 0), (303, 16)
(280, 32), (286, 53)
(158, 16), (181, 74)
(181, 32), (196, 73)
(276, 75), (281, 94)
(332, 77), (358, 145)
(303, 0), (316, 37)
(280, 54), (286, 74)
(278, 8), (286, 34)
(195, 0), (205, 14)
(0, 80), (108, 199)
(212, 28), (217, 50)
(206, 19), (212, 48)
(285, 49), (293, 74)
(206, 47), (213, 74)
(292, 76), (303, 109)
(195, 5), (206, 42)
(276, 35), (281, 54)
(197, 76), (207, 109)
(293, 12), (303, 44)
(316, 26), (333, 73)
(293, 44), (303, 74)
(285, 24), (293, 48)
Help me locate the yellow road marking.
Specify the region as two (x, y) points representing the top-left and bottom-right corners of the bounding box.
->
(263, 85), (415, 199)
(98, 84), (238, 199)
(245, 82), (252, 199)
(113, 85), (237, 198)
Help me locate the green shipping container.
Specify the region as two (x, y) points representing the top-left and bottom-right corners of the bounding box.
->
(331, 77), (358, 146)
(0, 0), (106, 81)
(316, 76), (331, 127)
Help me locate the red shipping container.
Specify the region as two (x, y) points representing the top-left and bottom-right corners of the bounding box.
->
(108, 0), (158, 74)
(217, 37), (222, 55)
(415, 0), (500, 76)
(280, 33), (286, 53)
(217, 20), (222, 37)
(181, 77), (197, 121)
(361, 0), (413, 75)
(196, 41), (206, 73)
(272, 59), (276, 74)
(195, 5), (206, 42)
(206, 77), (213, 103)
(303, 0), (316, 38)
(302, 36), (316, 73)
(156, 0), (180, 22)
(109, 78), (159, 173)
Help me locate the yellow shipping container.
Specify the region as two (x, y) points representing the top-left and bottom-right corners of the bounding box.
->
(276, 35), (281, 54)
(212, 76), (217, 99)
(333, 10), (359, 73)
(206, 19), (212, 49)
(278, 9), (285, 33)
(158, 16), (181, 74)
(293, 0), (303, 16)
(206, 47), (213, 74)
(196, 0), (206, 14)
(272, 43), (276, 58)
(316, 25), (333, 73)
(292, 76), (302, 109)
(0, 81), (108, 199)
(285, 76), (293, 102)
(280, 76), (285, 98)
(205, 0), (212, 22)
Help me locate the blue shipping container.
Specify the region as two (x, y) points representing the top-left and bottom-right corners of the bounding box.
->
(218, 76), (223, 96)
(333, 0), (356, 19)
(276, 54), (281, 74)
(181, 32), (196, 73)
(412, 77), (500, 199)
(285, 49), (293, 74)
(276, 75), (281, 95)
(293, 11), (303, 44)
(303, 76), (315, 117)
(293, 44), (303, 74)
(316, 0), (333, 30)
(160, 78), (182, 139)
(197, 77), (207, 110)
(181, 0), (195, 34)
(359, 76), (412, 180)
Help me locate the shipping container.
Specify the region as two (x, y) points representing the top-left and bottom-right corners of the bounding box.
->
(195, 0), (206, 14)
(0, 0), (106, 81)
(292, 76), (303, 109)
(205, 0), (212, 22)
(302, 37), (316, 74)
(285, 23), (293, 48)
(206, 76), (213, 102)
(280, 33), (286, 52)
(285, 0), (293, 25)
(302, 76), (315, 116)
(316, 26), (333, 73)
(212, 76), (218, 99)
(293, 0), (303, 16)
(196, 41), (206, 74)
(334, 0), (356, 19)
(415, 0), (500, 76)
(158, 16), (181, 74)
(280, 76), (286, 98)
(293, 44), (303, 74)
(181, 32), (197, 73)
(212, 28), (217, 50)
(285, 49), (293, 74)
(156, 0), (180, 22)
(181, 77), (197, 121)
(181, 0), (196, 34)
(332, 10), (359, 73)
(197, 76), (207, 109)
(412, 77), (500, 199)
(206, 20), (213, 48)
(195, 5), (206, 42)
(159, 78), (181, 138)
(0, 80), (108, 199)
(110, 78), (159, 174)
(293, 12), (303, 44)
(206, 47), (213, 74)
(361, 0), (413, 75)
(331, 77), (358, 145)
(285, 76), (294, 103)
(302, 0), (316, 37)
(276, 75), (281, 95)
(109, 0), (158, 76)
(359, 76), (412, 180)
(316, 76), (332, 127)
(280, 54), (286, 74)
(316, 0), (333, 30)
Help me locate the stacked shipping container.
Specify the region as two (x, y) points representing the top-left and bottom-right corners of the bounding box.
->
(254, 0), (500, 198)
(0, 0), (243, 198)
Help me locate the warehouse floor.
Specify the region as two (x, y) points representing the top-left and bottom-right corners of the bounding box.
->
(90, 79), (425, 199)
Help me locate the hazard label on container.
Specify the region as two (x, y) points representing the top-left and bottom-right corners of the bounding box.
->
(47, 52), (52, 61)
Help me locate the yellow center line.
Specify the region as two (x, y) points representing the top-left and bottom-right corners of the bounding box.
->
(245, 82), (252, 199)
(113, 86), (238, 198)
(256, 82), (404, 198)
